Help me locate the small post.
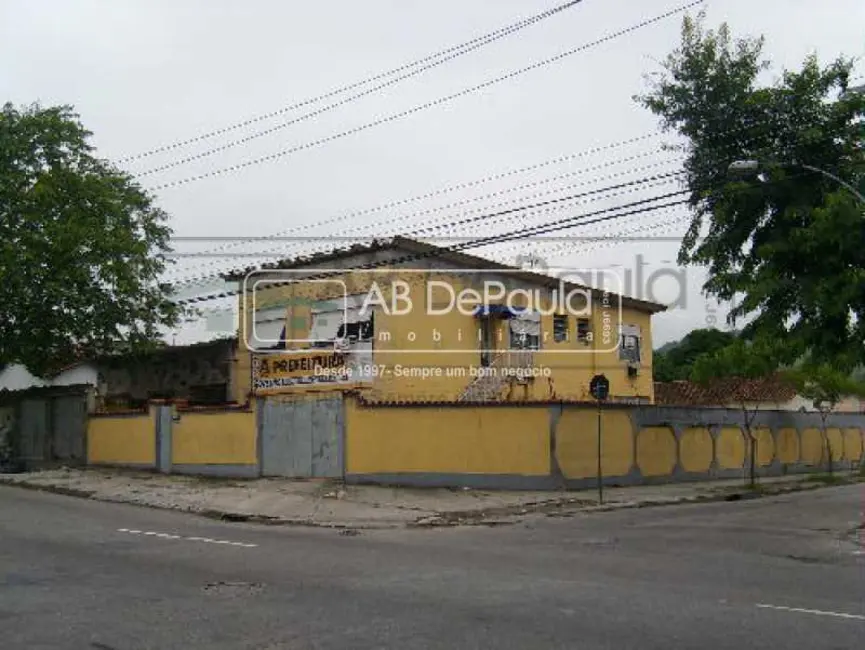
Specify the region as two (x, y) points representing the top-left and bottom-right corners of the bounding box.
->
(596, 397), (603, 505)
(589, 373), (609, 505)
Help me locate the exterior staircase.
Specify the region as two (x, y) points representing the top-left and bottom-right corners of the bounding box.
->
(457, 350), (534, 402)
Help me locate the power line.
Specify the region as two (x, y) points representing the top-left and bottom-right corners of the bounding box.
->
(166, 121), (769, 286)
(162, 133), (663, 283)
(182, 166), (817, 322)
(485, 206), (691, 262)
(120, 0), (587, 164)
(166, 102), (829, 281)
(193, 207), (692, 318)
(166, 166), (682, 306)
(147, 0), (705, 191)
(173, 164), (815, 307)
(136, 1), (589, 177)
(409, 169), (681, 236)
(167, 155), (680, 265)
(225, 193), (689, 302)
(175, 181), (688, 306)
(166, 107), (794, 291)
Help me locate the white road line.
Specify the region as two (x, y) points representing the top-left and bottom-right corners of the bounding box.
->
(756, 604), (865, 621)
(116, 529), (257, 548)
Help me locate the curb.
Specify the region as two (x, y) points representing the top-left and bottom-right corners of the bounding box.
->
(0, 477), (404, 530)
(2, 473), (861, 530)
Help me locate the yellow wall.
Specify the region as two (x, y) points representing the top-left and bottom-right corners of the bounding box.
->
(716, 427), (745, 469)
(342, 399), (864, 484)
(345, 398), (549, 475)
(825, 428), (844, 462)
(171, 409), (257, 465)
(754, 427), (775, 467)
(87, 412), (155, 466)
(555, 409), (634, 479)
(843, 428), (863, 461)
(680, 427), (713, 473)
(776, 428), (800, 464)
(239, 269), (658, 403)
(800, 428), (824, 465)
(636, 427), (677, 477)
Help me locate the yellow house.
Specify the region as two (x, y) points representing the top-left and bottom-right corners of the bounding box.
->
(228, 237), (665, 404)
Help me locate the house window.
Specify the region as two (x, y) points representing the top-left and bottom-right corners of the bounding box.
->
(336, 309), (374, 342)
(509, 311), (541, 350)
(251, 307), (286, 350)
(619, 325), (641, 363)
(309, 295), (374, 348)
(553, 315), (569, 343)
(576, 318), (592, 344)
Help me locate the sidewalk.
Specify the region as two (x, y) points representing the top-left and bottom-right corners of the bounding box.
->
(1, 468), (859, 529)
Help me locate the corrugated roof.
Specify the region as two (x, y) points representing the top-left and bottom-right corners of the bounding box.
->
(225, 236), (666, 314)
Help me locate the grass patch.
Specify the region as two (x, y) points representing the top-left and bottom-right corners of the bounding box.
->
(804, 473), (848, 485)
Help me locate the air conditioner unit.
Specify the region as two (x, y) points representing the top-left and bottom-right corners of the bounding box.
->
(333, 338), (350, 352)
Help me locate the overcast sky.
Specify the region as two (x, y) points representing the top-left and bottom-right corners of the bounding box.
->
(2, 0), (863, 345)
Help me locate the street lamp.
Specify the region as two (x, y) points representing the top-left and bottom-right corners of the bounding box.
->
(728, 160), (865, 205)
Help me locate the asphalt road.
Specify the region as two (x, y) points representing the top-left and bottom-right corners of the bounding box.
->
(1, 484), (863, 650)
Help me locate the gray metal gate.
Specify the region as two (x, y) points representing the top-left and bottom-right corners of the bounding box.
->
(18, 399), (49, 464)
(259, 396), (344, 478)
(51, 395), (86, 461)
(2, 387), (89, 469)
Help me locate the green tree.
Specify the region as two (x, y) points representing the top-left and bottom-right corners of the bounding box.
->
(784, 363), (865, 475)
(0, 103), (180, 376)
(654, 327), (737, 382)
(691, 338), (782, 487)
(636, 13), (865, 372)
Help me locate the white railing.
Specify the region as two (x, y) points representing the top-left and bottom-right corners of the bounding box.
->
(457, 349), (535, 402)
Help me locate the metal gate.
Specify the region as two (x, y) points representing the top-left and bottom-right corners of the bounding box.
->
(51, 395), (86, 462)
(259, 396), (344, 477)
(18, 399), (49, 465)
(4, 388), (89, 468)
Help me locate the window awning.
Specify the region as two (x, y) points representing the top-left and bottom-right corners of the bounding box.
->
(472, 304), (525, 318)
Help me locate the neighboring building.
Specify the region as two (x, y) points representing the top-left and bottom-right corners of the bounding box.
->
(654, 377), (865, 413)
(0, 362), (98, 392)
(228, 237), (666, 403)
(0, 338), (239, 411)
(97, 337), (239, 410)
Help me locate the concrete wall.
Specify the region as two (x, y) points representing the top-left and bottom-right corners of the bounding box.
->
(81, 396), (865, 489)
(88, 409), (156, 468)
(343, 399), (865, 489)
(344, 397), (551, 488)
(86, 404), (256, 476)
(170, 407), (257, 477)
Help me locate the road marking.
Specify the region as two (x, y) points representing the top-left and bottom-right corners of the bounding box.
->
(117, 528), (257, 548)
(756, 604), (865, 621)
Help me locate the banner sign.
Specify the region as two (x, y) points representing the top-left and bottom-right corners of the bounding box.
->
(252, 348), (372, 394)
